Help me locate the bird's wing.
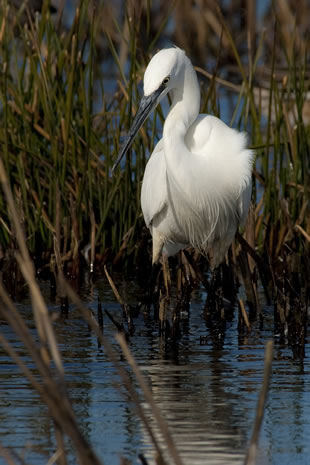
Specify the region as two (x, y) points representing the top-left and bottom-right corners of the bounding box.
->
(141, 139), (167, 228)
(184, 115), (254, 212)
(185, 114), (250, 160)
(167, 114), (254, 249)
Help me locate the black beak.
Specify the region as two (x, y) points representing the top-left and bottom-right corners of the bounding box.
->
(112, 85), (164, 173)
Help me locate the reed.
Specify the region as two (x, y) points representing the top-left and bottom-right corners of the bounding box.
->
(0, 0), (147, 268)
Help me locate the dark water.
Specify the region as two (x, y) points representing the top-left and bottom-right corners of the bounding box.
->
(0, 273), (309, 465)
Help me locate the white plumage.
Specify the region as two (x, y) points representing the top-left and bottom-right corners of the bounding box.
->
(113, 47), (254, 267)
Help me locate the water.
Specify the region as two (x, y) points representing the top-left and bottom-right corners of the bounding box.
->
(0, 274), (309, 465)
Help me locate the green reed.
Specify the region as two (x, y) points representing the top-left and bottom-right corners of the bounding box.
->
(0, 0), (309, 268)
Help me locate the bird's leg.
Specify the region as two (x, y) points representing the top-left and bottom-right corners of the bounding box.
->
(141, 261), (161, 314)
(161, 253), (171, 297)
(221, 259), (237, 304)
(159, 288), (170, 338)
(205, 266), (224, 317)
(180, 250), (192, 287)
(175, 251), (191, 318)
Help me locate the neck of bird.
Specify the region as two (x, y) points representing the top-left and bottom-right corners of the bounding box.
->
(163, 64), (200, 228)
(162, 63), (201, 206)
(163, 62), (200, 141)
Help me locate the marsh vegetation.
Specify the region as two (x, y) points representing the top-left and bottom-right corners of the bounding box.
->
(0, 0), (309, 464)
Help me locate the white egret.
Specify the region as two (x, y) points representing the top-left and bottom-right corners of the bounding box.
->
(113, 47), (254, 267)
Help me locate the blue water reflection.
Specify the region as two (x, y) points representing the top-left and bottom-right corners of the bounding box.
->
(0, 275), (309, 465)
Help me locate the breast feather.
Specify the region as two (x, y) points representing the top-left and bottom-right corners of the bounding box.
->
(141, 140), (167, 228)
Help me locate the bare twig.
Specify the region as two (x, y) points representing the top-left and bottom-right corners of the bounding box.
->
(104, 265), (134, 334)
(239, 299), (251, 331)
(104, 265), (124, 305)
(295, 224), (310, 242)
(244, 340), (274, 465)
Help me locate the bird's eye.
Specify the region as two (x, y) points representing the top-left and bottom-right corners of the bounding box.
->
(162, 76), (170, 86)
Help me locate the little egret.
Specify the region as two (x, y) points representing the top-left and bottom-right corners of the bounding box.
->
(113, 47), (254, 267)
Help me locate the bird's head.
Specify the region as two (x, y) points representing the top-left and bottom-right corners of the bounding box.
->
(143, 47), (186, 98)
(112, 47), (187, 173)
